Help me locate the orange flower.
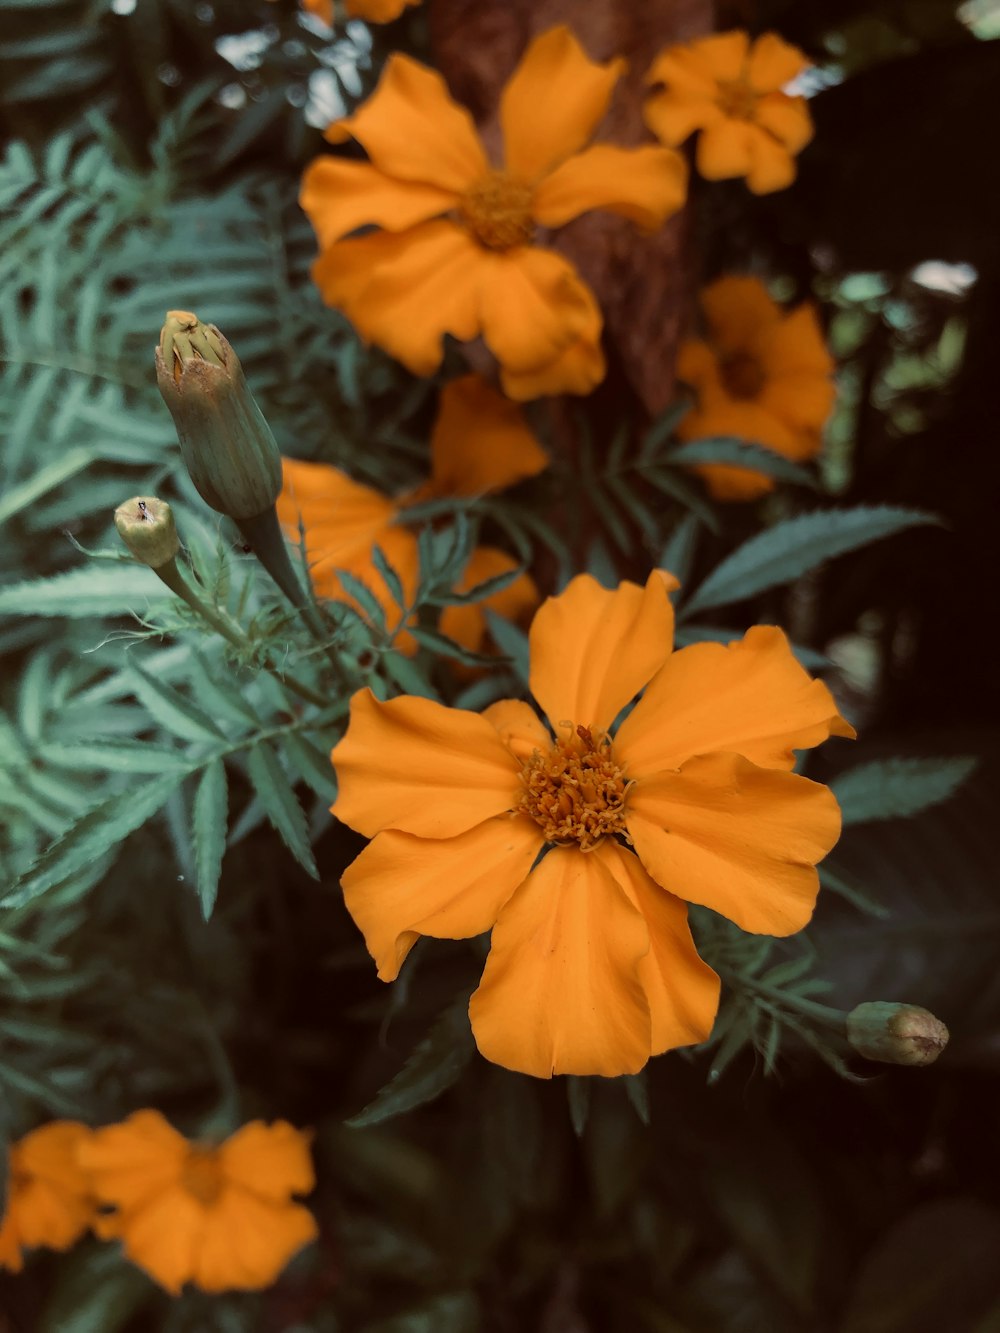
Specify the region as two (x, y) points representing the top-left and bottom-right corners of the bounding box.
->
(301, 26), (687, 399)
(0, 1122), (95, 1272)
(302, 0), (419, 26)
(644, 31), (813, 194)
(330, 572), (855, 1078)
(77, 1111), (317, 1294)
(677, 275), (836, 500)
(277, 374), (546, 652)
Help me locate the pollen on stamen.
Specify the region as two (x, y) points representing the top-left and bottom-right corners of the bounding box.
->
(517, 725), (630, 852)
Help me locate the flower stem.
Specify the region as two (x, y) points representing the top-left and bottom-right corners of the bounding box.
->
(153, 556), (329, 710)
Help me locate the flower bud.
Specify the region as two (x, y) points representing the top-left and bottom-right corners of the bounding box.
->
(846, 1002), (949, 1067)
(114, 496), (180, 569)
(155, 311), (282, 521)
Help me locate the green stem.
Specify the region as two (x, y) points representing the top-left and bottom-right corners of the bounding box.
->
(237, 507), (350, 688)
(154, 556), (329, 709)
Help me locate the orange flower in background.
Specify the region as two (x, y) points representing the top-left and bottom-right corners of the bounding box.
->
(277, 374), (546, 653)
(677, 275), (836, 501)
(645, 31), (813, 194)
(78, 1111), (316, 1294)
(301, 25), (688, 399)
(331, 572), (854, 1078)
(301, 0), (420, 26)
(0, 1122), (95, 1272)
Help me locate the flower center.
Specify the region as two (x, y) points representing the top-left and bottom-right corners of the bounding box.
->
(180, 1145), (224, 1206)
(716, 78), (760, 121)
(459, 171), (535, 251)
(517, 725), (630, 851)
(720, 350), (766, 399)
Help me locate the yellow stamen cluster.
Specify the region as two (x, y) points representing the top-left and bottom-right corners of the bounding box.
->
(459, 171), (536, 251)
(180, 1146), (224, 1206)
(715, 78), (760, 121)
(720, 350), (766, 399)
(518, 725), (630, 851)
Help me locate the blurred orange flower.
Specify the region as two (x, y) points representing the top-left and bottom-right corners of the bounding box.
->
(677, 275), (836, 500)
(644, 31), (813, 194)
(78, 1111), (316, 1294)
(331, 572), (854, 1078)
(301, 25), (687, 399)
(302, 0), (419, 26)
(0, 1122), (95, 1272)
(277, 374), (546, 653)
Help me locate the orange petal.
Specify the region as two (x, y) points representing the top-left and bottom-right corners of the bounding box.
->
(532, 144), (688, 231)
(754, 94), (814, 154)
(342, 816), (543, 980)
(687, 30), (751, 83)
(616, 625), (854, 775)
(331, 689), (521, 838)
(300, 157), (456, 246)
(595, 841), (720, 1053)
(500, 25), (625, 182)
(482, 698), (552, 761)
(759, 302), (834, 379)
(696, 118), (755, 181)
(277, 459), (397, 563)
(643, 88), (722, 146)
(302, 0), (332, 24)
(196, 1189), (317, 1293)
(529, 571), (675, 735)
(310, 525), (420, 640)
(746, 32), (810, 93)
(675, 338), (724, 397)
(756, 379), (834, 443)
(626, 752), (841, 935)
(429, 375), (548, 497)
(700, 274), (782, 353)
(479, 247), (596, 375)
(676, 398), (802, 500)
(116, 1187), (204, 1294)
(0, 1210), (23, 1272)
(439, 547), (540, 659)
(500, 323), (605, 401)
(469, 845), (652, 1077)
(16, 1121), (92, 1196)
(646, 45), (724, 98)
(345, 0), (419, 20)
(77, 1110), (188, 1210)
(325, 54), (488, 191)
(220, 1123), (314, 1202)
(311, 221), (486, 375)
(745, 127), (798, 195)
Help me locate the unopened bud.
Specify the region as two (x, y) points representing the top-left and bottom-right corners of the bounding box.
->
(846, 1002), (949, 1067)
(155, 311), (282, 521)
(114, 496), (179, 569)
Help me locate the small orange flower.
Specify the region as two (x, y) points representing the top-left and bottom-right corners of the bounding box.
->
(644, 31), (813, 194)
(302, 0), (420, 27)
(0, 1122), (95, 1272)
(301, 25), (687, 399)
(277, 374), (546, 652)
(330, 572), (855, 1078)
(77, 1111), (317, 1294)
(677, 275), (836, 500)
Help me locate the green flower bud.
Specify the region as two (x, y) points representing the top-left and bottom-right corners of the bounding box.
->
(846, 1002), (949, 1067)
(155, 311), (282, 521)
(114, 496), (180, 569)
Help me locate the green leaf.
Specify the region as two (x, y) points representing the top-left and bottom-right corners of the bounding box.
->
(666, 437), (819, 488)
(39, 739), (192, 775)
(3, 770), (188, 908)
(347, 996), (476, 1128)
(41, 1242), (152, 1333)
(285, 733), (338, 803)
(0, 563), (171, 618)
(483, 609), (529, 686)
(623, 1070), (650, 1125)
(192, 760), (228, 920)
(129, 664), (226, 744)
(245, 742), (318, 879)
(832, 756), (977, 825)
(566, 1075), (591, 1137)
(408, 624), (500, 667)
(683, 506), (938, 614)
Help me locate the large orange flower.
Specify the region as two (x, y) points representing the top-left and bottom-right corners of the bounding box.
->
(331, 572), (854, 1078)
(78, 1111), (317, 1294)
(301, 0), (420, 27)
(644, 31), (813, 195)
(677, 275), (836, 500)
(0, 1122), (95, 1272)
(277, 374), (546, 653)
(301, 25), (688, 399)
